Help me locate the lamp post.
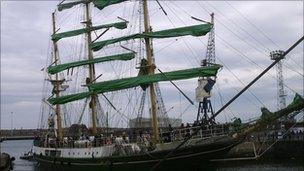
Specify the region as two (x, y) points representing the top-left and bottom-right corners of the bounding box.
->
(10, 112), (13, 136)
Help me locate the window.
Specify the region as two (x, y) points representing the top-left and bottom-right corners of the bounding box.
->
(45, 150), (50, 156)
(49, 150), (61, 157)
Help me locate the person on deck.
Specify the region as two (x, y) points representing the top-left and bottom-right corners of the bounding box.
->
(185, 123), (191, 137)
(168, 124), (173, 142)
(180, 123), (185, 139)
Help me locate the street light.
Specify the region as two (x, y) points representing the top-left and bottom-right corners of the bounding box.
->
(11, 112), (13, 136)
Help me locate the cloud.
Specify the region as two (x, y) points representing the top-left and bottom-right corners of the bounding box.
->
(1, 1), (303, 129)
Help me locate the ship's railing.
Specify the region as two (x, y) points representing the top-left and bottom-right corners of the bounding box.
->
(33, 133), (152, 149)
(247, 128), (304, 142)
(33, 125), (231, 148)
(33, 136), (125, 149)
(159, 125), (229, 143)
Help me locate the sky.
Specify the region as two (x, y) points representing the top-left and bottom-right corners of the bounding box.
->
(1, 1), (303, 129)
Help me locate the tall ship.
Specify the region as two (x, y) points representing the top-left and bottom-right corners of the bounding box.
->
(32, 0), (304, 170)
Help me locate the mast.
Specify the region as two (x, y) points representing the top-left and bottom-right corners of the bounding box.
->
(85, 2), (98, 135)
(142, 0), (159, 143)
(52, 12), (63, 140)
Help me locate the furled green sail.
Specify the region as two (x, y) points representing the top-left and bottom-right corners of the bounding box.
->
(58, 0), (88, 11)
(92, 0), (128, 10)
(90, 23), (212, 51)
(90, 65), (220, 93)
(260, 93), (304, 123)
(48, 65), (221, 104)
(238, 93), (304, 138)
(52, 21), (128, 42)
(58, 0), (128, 12)
(50, 92), (92, 105)
(48, 52), (135, 74)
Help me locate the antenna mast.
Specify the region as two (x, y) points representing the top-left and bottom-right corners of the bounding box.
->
(142, 0), (160, 143)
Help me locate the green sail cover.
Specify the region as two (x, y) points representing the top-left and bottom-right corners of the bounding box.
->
(91, 65), (220, 93)
(50, 92), (92, 105)
(58, 0), (127, 12)
(48, 65), (221, 104)
(52, 21), (127, 42)
(48, 52), (135, 74)
(238, 93), (304, 137)
(92, 0), (128, 10)
(286, 93), (304, 109)
(91, 23), (213, 51)
(58, 0), (88, 11)
(260, 93), (304, 122)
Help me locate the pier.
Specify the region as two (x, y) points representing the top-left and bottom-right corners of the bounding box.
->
(0, 129), (45, 141)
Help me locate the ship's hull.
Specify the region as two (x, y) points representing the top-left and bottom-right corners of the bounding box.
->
(34, 136), (242, 171)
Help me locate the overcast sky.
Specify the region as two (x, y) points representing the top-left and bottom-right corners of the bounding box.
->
(1, 1), (303, 129)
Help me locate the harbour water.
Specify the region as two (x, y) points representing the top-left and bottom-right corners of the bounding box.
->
(0, 140), (36, 171)
(1, 140), (303, 171)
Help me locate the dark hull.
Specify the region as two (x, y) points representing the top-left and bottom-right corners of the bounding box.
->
(20, 155), (34, 161)
(34, 136), (242, 171)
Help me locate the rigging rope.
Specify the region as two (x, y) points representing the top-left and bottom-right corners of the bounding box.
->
(224, 1), (303, 70)
(204, 1), (270, 53)
(197, 1), (303, 90)
(151, 35), (304, 171)
(160, 1), (268, 123)
(215, 83), (235, 122)
(165, 1), (269, 112)
(216, 34), (301, 96)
